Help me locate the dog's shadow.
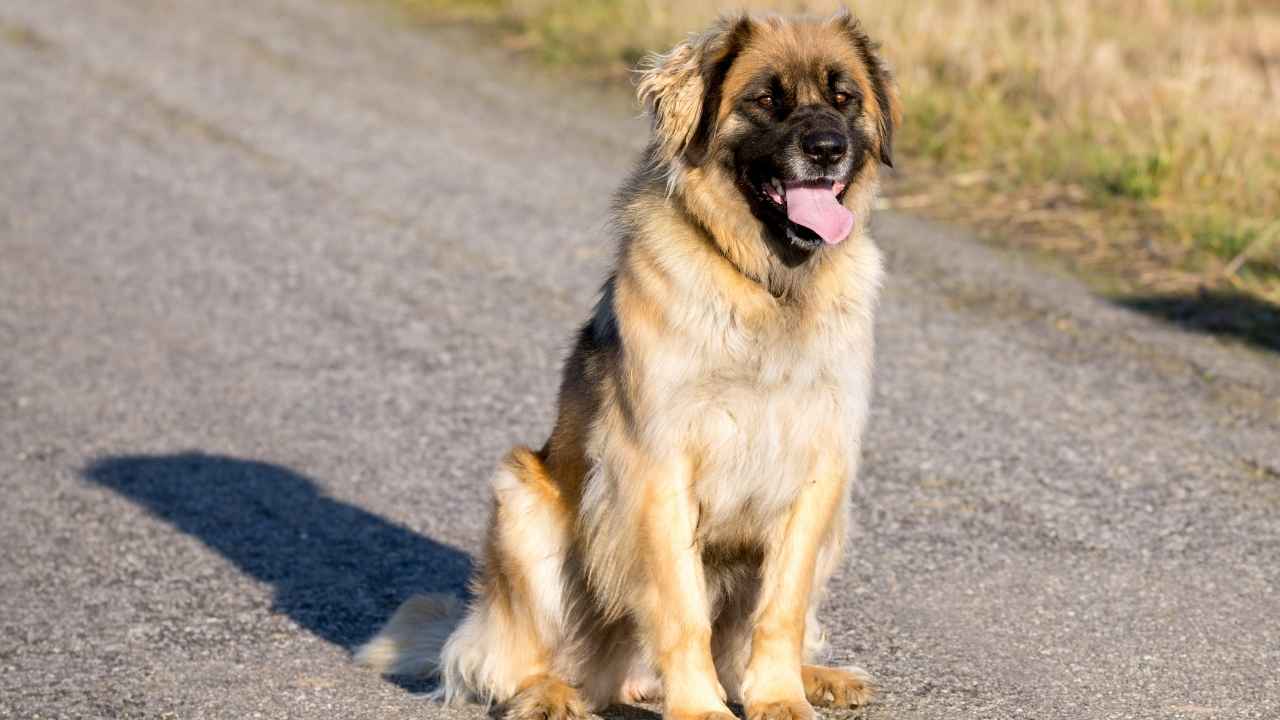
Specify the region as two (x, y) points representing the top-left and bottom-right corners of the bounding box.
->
(83, 452), (473, 663)
(81, 454), (798, 718)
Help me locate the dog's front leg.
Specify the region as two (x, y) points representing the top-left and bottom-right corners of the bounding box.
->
(741, 454), (847, 720)
(631, 455), (733, 720)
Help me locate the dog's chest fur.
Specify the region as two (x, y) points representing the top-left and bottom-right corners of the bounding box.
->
(689, 352), (858, 539)
(626, 246), (881, 543)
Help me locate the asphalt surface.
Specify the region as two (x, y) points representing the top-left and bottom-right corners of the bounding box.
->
(2, 2), (1279, 718)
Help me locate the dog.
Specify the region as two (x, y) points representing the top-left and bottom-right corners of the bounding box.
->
(358, 11), (901, 720)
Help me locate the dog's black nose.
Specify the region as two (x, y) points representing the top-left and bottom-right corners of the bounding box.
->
(801, 130), (847, 166)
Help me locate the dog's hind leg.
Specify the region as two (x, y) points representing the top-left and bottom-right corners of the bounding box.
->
(444, 447), (587, 718)
(359, 447), (586, 719)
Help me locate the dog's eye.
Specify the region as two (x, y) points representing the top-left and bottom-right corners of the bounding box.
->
(756, 94), (775, 111)
(833, 91), (852, 107)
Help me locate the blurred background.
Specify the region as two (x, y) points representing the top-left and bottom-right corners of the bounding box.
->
(389, 0), (1280, 343)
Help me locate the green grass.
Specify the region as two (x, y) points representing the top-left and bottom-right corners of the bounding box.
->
(1089, 152), (1171, 202)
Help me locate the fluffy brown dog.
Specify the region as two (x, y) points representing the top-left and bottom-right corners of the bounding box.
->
(358, 11), (901, 720)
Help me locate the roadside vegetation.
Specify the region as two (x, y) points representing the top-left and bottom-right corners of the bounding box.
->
(383, 0), (1280, 338)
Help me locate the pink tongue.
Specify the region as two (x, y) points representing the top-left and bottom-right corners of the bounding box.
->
(785, 183), (853, 245)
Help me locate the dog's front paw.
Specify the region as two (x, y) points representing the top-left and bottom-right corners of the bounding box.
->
(745, 700), (815, 720)
(666, 709), (737, 720)
(801, 665), (875, 708)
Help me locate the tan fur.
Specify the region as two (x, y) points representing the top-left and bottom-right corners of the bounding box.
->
(636, 23), (723, 170)
(358, 11), (898, 720)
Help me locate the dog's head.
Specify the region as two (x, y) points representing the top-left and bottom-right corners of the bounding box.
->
(638, 12), (901, 266)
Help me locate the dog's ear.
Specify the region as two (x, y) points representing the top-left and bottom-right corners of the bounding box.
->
(831, 10), (902, 168)
(637, 15), (753, 168)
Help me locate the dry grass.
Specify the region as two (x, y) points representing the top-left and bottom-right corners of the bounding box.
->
(860, 0), (1280, 302)
(386, 0), (1280, 306)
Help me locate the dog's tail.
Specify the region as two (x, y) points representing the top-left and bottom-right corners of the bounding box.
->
(355, 593), (464, 680)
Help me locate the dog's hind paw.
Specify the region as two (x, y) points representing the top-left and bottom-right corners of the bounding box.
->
(504, 675), (587, 720)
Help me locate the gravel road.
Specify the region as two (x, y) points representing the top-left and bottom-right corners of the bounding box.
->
(2, 1), (1278, 718)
